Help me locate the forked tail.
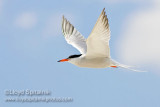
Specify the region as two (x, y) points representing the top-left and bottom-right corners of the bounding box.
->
(112, 60), (147, 72)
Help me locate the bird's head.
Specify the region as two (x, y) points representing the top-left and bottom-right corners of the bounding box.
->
(57, 54), (82, 62)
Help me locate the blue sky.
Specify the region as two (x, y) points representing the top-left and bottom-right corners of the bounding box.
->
(1, 0), (160, 107)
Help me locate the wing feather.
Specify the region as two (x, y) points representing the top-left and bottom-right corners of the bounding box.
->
(86, 8), (111, 58)
(62, 16), (87, 54)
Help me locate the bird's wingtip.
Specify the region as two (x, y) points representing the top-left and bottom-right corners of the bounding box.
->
(62, 15), (64, 19)
(101, 8), (106, 15)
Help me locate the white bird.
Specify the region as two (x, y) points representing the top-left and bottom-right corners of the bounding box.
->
(58, 8), (144, 72)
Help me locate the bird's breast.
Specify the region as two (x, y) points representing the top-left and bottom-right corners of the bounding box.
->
(70, 57), (111, 68)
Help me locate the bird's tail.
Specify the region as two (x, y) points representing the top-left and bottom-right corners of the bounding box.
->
(112, 60), (146, 72)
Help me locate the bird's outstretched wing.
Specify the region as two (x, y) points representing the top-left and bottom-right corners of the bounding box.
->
(62, 16), (87, 54)
(86, 8), (111, 58)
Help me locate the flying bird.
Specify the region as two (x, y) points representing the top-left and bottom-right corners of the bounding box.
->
(58, 8), (144, 72)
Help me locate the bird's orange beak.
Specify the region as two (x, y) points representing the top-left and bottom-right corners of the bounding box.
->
(57, 59), (69, 62)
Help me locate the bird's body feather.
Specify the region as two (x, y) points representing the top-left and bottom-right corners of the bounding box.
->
(68, 55), (115, 68)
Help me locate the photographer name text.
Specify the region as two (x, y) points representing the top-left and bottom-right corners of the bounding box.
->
(5, 89), (51, 96)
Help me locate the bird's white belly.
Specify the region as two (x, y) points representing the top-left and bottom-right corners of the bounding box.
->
(69, 57), (113, 68)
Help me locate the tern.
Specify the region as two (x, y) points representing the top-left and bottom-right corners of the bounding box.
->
(58, 8), (144, 72)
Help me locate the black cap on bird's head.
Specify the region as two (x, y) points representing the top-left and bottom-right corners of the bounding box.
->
(57, 54), (82, 62)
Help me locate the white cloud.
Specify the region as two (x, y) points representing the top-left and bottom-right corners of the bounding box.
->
(15, 12), (37, 29)
(116, 1), (160, 67)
